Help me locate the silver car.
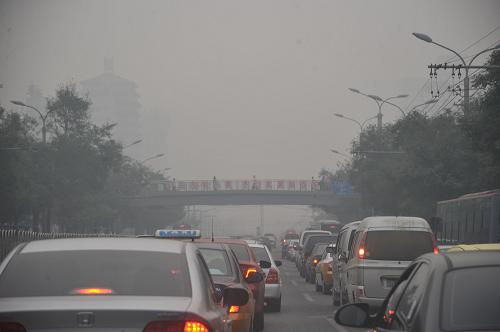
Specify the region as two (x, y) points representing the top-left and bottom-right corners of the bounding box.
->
(345, 216), (436, 309)
(0, 237), (249, 331)
(248, 243), (282, 312)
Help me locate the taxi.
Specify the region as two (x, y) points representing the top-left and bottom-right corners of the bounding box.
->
(0, 232), (249, 332)
(315, 243), (335, 295)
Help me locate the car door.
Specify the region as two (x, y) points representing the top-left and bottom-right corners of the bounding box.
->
(332, 231), (345, 294)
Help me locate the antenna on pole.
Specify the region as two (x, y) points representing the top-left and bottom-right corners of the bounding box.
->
(211, 217), (214, 242)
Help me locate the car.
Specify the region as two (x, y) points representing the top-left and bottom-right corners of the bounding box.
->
(304, 242), (329, 284)
(286, 239), (300, 260)
(334, 250), (500, 331)
(331, 220), (361, 306)
(315, 243), (335, 294)
(199, 238), (267, 331)
(345, 216), (437, 309)
(0, 235), (249, 332)
(300, 234), (337, 281)
(297, 230), (332, 276)
(248, 243), (282, 312)
(196, 242), (257, 332)
(263, 233), (277, 249)
(281, 231), (299, 247)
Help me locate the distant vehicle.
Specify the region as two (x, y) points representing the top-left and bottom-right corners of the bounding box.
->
(345, 216), (437, 309)
(0, 237), (248, 332)
(435, 189), (500, 244)
(334, 250), (500, 332)
(315, 243), (335, 295)
(196, 242), (256, 332)
(304, 242), (329, 284)
(286, 239), (300, 260)
(248, 243), (282, 312)
(281, 231), (299, 247)
(309, 220), (343, 234)
(300, 234), (336, 280)
(331, 221), (361, 306)
(263, 233), (277, 248)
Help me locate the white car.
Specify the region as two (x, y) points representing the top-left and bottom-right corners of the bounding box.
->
(248, 243), (282, 312)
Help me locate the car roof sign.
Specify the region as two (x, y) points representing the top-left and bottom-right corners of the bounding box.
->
(155, 229), (202, 239)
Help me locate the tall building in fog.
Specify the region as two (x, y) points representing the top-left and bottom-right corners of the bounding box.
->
(80, 59), (141, 143)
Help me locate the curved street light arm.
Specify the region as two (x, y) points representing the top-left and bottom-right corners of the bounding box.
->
(340, 115), (363, 131)
(361, 115), (378, 129)
(381, 99), (406, 116)
(432, 41), (467, 69)
(468, 47), (498, 67)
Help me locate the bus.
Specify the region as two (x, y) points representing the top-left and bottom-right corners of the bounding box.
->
(435, 190), (500, 244)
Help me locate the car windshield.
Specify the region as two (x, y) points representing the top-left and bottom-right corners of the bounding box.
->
(312, 244), (328, 256)
(442, 266), (500, 331)
(199, 248), (232, 276)
(0, 251), (191, 297)
(364, 230), (433, 261)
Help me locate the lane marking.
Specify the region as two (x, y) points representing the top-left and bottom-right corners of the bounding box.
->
(303, 293), (315, 302)
(290, 280), (298, 287)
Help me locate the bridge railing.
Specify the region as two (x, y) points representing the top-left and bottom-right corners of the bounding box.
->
(148, 179), (321, 192)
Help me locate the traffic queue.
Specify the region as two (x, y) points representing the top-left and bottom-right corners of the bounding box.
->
(283, 216), (500, 332)
(0, 229), (282, 332)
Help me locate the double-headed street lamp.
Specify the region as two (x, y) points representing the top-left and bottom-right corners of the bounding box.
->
(141, 153), (165, 164)
(334, 113), (377, 132)
(413, 32), (500, 115)
(348, 88), (408, 129)
(11, 100), (54, 144)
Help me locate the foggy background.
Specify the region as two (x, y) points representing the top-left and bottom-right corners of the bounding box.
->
(1, 0), (499, 236)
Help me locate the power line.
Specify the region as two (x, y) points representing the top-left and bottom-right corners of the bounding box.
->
(443, 25), (500, 63)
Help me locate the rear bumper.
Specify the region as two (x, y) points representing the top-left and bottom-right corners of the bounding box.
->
(264, 283), (281, 299)
(230, 311), (253, 332)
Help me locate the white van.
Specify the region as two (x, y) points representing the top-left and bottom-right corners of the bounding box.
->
(345, 216), (436, 309)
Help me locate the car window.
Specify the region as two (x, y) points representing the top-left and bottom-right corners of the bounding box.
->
(228, 244), (251, 261)
(364, 231), (433, 261)
(442, 266), (500, 331)
(199, 248), (233, 276)
(196, 253), (218, 306)
(0, 251), (191, 297)
(394, 263), (430, 325)
(251, 246), (270, 264)
(312, 244), (328, 256)
(347, 229), (357, 255)
(348, 232), (361, 260)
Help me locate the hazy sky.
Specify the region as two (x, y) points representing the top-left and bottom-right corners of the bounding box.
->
(1, 0), (499, 234)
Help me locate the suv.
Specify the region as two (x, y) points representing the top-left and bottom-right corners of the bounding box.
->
(331, 220), (361, 306)
(345, 216), (437, 309)
(297, 230), (332, 276)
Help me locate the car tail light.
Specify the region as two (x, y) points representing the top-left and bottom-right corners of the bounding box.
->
(357, 232), (367, 259)
(144, 321), (210, 332)
(229, 305), (240, 313)
(0, 322), (26, 332)
(72, 288), (114, 295)
(240, 264), (259, 279)
(265, 267), (279, 284)
(313, 258), (319, 265)
(431, 233), (439, 255)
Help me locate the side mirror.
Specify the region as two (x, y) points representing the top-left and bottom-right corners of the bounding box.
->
(334, 303), (371, 328)
(274, 260), (282, 267)
(245, 270), (264, 284)
(259, 260), (271, 269)
(223, 287), (249, 307)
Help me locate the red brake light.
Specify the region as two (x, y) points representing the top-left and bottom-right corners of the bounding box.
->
(358, 248), (365, 259)
(72, 288), (113, 295)
(229, 305), (240, 313)
(184, 321), (209, 332)
(0, 322), (26, 332)
(433, 247), (439, 255)
(357, 232), (367, 259)
(245, 268), (258, 278)
(265, 267), (280, 284)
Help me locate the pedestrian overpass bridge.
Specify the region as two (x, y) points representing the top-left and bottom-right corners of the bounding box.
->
(128, 179), (359, 208)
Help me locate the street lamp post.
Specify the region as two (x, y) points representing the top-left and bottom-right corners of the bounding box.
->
(11, 100), (54, 144)
(348, 89), (408, 129)
(140, 153), (165, 164)
(413, 33), (500, 115)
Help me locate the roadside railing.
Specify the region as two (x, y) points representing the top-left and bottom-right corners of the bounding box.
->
(0, 229), (123, 262)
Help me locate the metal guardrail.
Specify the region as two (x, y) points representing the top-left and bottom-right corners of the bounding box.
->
(0, 230), (123, 262)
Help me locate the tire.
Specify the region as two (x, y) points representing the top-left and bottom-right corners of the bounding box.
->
(253, 311), (264, 331)
(315, 275), (322, 292)
(267, 297), (281, 312)
(333, 287), (340, 306)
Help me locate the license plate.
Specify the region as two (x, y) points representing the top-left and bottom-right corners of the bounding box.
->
(382, 278), (397, 289)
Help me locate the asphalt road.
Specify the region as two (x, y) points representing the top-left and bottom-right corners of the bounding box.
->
(264, 251), (349, 332)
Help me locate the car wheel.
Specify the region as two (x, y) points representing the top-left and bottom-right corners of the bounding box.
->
(333, 287), (340, 306)
(315, 275), (322, 292)
(267, 297), (281, 312)
(253, 311), (264, 331)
